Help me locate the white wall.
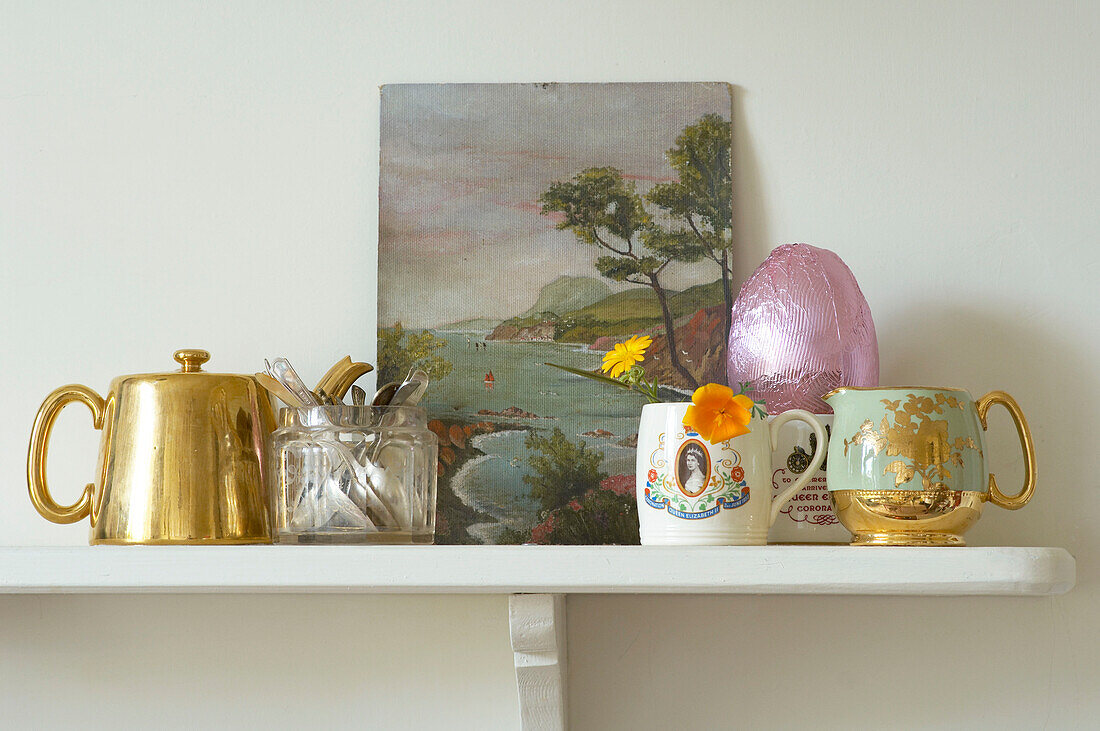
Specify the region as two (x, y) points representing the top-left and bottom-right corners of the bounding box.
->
(1, 1), (1096, 728)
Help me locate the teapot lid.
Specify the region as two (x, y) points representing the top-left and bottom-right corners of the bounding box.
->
(109, 349), (265, 400)
(173, 349), (211, 373)
(114, 349), (255, 385)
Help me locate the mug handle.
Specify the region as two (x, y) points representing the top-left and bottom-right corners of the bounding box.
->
(768, 410), (828, 527)
(976, 390), (1036, 510)
(27, 384), (105, 524)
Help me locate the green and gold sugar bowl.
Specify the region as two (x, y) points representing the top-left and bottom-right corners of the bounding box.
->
(822, 386), (1035, 546)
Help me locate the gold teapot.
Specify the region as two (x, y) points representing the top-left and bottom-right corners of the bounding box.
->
(28, 349), (276, 544)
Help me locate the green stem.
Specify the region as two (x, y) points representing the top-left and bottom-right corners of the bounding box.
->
(545, 362), (665, 404)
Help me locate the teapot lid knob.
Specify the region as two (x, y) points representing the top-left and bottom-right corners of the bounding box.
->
(174, 349), (211, 373)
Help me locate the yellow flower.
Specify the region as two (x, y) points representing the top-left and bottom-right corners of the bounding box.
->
(684, 383), (756, 443)
(601, 335), (653, 378)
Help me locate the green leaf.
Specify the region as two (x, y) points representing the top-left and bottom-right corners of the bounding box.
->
(545, 361), (632, 388)
(545, 362), (668, 405)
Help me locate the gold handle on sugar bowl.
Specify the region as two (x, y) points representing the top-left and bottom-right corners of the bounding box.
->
(976, 390), (1036, 510)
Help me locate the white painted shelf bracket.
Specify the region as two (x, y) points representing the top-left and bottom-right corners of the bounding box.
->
(509, 593), (567, 731)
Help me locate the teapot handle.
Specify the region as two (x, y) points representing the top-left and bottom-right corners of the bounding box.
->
(768, 410), (828, 527)
(976, 390), (1036, 510)
(27, 384), (105, 524)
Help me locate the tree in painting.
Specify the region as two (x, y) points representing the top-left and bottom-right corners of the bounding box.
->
(539, 168), (704, 388)
(377, 323), (453, 386)
(646, 113), (734, 338)
(523, 427), (608, 516)
(539, 113), (733, 388)
(498, 429), (638, 545)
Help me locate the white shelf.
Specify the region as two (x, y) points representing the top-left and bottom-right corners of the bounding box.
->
(1, 544), (1074, 730)
(0, 545), (1074, 596)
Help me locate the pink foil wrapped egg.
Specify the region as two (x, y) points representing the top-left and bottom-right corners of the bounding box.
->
(727, 243), (878, 413)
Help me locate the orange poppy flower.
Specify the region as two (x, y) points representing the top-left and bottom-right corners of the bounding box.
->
(684, 383), (755, 443)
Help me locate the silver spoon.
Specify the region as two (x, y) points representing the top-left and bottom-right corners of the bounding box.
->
(355, 370), (431, 528)
(388, 369), (429, 409)
(368, 369), (430, 463)
(266, 358), (319, 407)
(371, 381), (400, 407)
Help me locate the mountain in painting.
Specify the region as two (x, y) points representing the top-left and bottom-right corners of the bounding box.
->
(519, 275), (611, 318)
(441, 317), (503, 332)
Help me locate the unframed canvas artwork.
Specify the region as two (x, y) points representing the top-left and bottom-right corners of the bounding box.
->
(378, 82), (734, 544)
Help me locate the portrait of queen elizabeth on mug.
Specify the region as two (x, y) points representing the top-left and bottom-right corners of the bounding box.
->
(676, 442), (710, 497)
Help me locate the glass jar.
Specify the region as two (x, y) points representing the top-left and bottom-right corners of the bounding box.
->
(269, 405), (437, 544)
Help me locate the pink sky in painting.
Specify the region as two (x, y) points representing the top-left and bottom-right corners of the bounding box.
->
(378, 83), (732, 328)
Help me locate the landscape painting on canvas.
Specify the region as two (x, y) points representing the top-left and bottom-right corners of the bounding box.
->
(378, 82), (734, 544)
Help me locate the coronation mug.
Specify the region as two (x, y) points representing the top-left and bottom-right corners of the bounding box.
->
(636, 403), (828, 545)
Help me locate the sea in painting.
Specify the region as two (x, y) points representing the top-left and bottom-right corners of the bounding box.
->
(378, 83), (734, 544)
